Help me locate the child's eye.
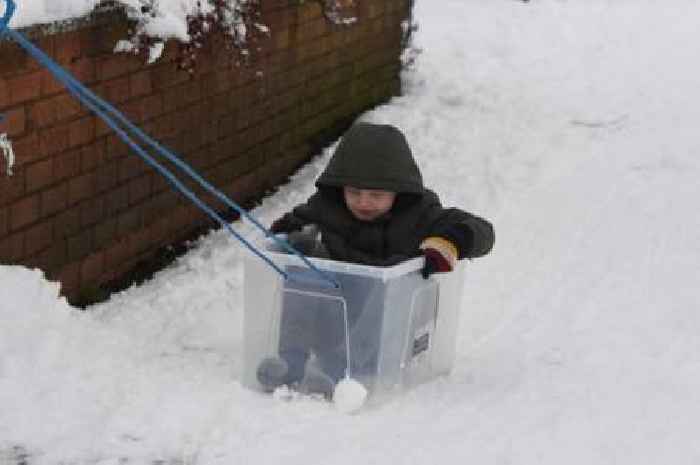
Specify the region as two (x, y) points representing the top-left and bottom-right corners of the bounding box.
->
(370, 191), (391, 201)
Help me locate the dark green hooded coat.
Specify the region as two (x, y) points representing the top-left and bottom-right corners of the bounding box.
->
(275, 123), (494, 266)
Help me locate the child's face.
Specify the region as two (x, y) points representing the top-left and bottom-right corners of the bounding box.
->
(343, 187), (396, 222)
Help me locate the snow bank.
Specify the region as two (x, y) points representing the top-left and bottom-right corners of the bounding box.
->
(0, 261), (251, 462)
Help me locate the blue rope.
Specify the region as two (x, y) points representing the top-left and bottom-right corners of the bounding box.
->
(0, 0), (340, 288)
(0, 0), (13, 35)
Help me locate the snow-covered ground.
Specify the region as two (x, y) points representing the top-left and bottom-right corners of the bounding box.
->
(3, 0), (700, 463)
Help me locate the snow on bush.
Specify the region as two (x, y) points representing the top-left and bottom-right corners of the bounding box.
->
(114, 0), (267, 72)
(5, 1), (367, 70)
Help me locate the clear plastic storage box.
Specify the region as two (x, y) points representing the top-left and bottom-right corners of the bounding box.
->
(242, 238), (466, 404)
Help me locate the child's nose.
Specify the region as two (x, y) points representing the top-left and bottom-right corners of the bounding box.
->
(358, 193), (373, 207)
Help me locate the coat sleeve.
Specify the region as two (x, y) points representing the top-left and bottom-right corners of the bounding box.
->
(270, 192), (324, 230)
(421, 193), (495, 259)
(435, 208), (495, 259)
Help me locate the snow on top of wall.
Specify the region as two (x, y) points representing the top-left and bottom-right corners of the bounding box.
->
(3, 0), (218, 42)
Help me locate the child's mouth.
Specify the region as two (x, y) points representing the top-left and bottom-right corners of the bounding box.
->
(356, 210), (377, 218)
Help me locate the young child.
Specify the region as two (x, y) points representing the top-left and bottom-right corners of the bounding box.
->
(257, 122), (495, 396)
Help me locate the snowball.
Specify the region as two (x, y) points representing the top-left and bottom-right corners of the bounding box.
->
(333, 377), (368, 414)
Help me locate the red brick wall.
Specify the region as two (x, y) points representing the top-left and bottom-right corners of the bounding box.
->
(0, 0), (410, 303)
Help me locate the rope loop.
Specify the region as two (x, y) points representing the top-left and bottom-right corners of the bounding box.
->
(0, 0), (339, 289)
(0, 0), (14, 37)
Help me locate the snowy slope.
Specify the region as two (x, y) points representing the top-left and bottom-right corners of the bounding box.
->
(3, 0), (700, 463)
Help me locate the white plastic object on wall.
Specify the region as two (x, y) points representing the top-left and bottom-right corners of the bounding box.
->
(0, 132), (15, 177)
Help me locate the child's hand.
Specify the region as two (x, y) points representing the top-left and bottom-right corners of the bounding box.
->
(270, 214), (305, 234)
(419, 237), (458, 279)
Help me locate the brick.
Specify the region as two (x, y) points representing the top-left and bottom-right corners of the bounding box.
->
(0, 40), (29, 75)
(201, 120), (220, 146)
(8, 72), (42, 105)
(55, 93), (85, 122)
(67, 229), (93, 261)
(104, 237), (131, 270)
(0, 78), (8, 108)
(29, 99), (58, 128)
(81, 140), (107, 172)
(82, 22), (124, 58)
(26, 241), (67, 275)
(80, 196), (105, 227)
(68, 58), (98, 86)
(130, 71), (153, 98)
(167, 204), (191, 232)
(262, 5), (297, 26)
(129, 225), (154, 257)
(9, 194), (40, 230)
(259, 0), (290, 14)
(149, 215), (170, 245)
(204, 95), (232, 123)
(267, 49), (298, 74)
(162, 83), (189, 112)
(182, 127), (204, 154)
(117, 208), (142, 236)
(39, 125), (70, 157)
(271, 27), (292, 52)
(269, 67), (306, 95)
(68, 172), (95, 205)
(69, 117), (95, 148)
(151, 63), (190, 91)
(56, 261), (80, 296)
(104, 184), (129, 215)
(100, 77), (130, 104)
(0, 207), (6, 236)
(121, 100), (143, 124)
(40, 182), (69, 217)
(54, 31), (83, 65)
(105, 135), (130, 160)
(80, 251), (105, 284)
(95, 117), (111, 139)
(41, 69), (66, 97)
(150, 113), (176, 140)
(0, 232), (24, 262)
(94, 217), (117, 249)
(304, 52), (338, 80)
(25, 158), (54, 193)
(129, 175), (152, 205)
(297, 18), (329, 43)
(141, 94), (164, 121)
(298, 2), (323, 22)
(0, 169), (25, 203)
(359, 0), (385, 19)
(54, 149), (81, 181)
(118, 156), (145, 183)
(53, 208), (81, 238)
(24, 221), (54, 256)
(144, 190), (177, 218)
(202, 72), (229, 98)
(97, 55), (134, 82)
(227, 171), (258, 204)
(95, 160), (120, 193)
(2, 107), (26, 137)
